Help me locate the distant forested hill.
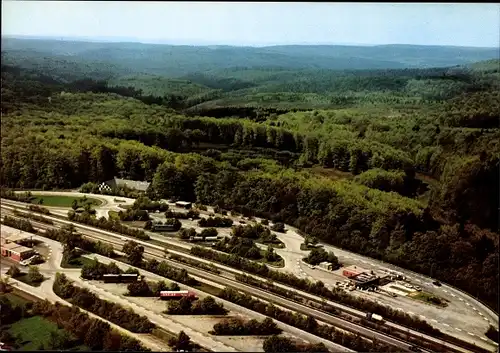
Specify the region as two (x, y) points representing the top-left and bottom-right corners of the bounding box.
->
(2, 37), (498, 77)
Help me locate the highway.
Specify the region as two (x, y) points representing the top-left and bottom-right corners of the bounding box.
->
(0, 226), (355, 353)
(0, 202), (481, 353)
(4, 196), (496, 341)
(1, 201), (485, 353)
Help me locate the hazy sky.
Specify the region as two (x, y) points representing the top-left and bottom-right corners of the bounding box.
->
(2, 1), (499, 47)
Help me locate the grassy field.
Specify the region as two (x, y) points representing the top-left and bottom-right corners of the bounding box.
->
(8, 316), (64, 350)
(16, 273), (44, 287)
(8, 316), (89, 351)
(194, 282), (222, 297)
(61, 255), (96, 268)
(409, 291), (448, 307)
(389, 285), (413, 294)
(256, 238), (285, 249)
(258, 251), (285, 268)
(1, 292), (30, 306)
(30, 195), (103, 207)
(108, 210), (120, 220)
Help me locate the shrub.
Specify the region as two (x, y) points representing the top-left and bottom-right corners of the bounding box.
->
(28, 266), (44, 283)
(211, 317), (282, 336)
(6, 265), (21, 278)
(270, 222), (285, 233)
(166, 296), (228, 315)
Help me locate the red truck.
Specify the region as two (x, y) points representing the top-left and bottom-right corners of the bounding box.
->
(159, 290), (197, 300)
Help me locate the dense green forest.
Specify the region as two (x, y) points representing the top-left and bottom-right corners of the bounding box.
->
(1, 39), (498, 312)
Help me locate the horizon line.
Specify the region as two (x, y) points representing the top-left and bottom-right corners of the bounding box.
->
(2, 34), (499, 49)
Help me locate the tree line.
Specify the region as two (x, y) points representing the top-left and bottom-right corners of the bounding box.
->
(166, 296), (228, 316)
(218, 288), (393, 352)
(232, 223), (281, 245)
(53, 273), (155, 333)
(67, 210), (150, 240)
(263, 335), (330, 353)
(210, 317), (282, 336)
(168, 253), (221, 274)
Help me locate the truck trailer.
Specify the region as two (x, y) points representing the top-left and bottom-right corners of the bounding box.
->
(366, 312), (383, 322)
(102, 273), (139, 283)
(159, 290), (198, 300)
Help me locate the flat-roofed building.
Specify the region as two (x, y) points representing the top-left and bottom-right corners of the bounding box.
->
(351, 272), (380, 288)
(1, 242), (36, 262)
(319, 261), (334, 271)
(3, 232), (32, 244)
(98, 177), (151, 193)
(175, 201), (192, 209)
(342, 265), (366, 278)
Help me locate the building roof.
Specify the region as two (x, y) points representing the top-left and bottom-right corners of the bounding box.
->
(1, 242), (20, 250)
(4, 233), (31, 244)
(1, 242), (33, 254)
(343, 265), (367, 275)
(352, 273), (378, 284)
(105, 177), (150, 192)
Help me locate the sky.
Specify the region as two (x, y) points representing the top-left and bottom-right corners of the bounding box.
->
(2, 1), (500, 47)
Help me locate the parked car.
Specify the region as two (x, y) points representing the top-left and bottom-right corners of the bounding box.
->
(433, 281), (442, 286)
(20, 254), (43, 266)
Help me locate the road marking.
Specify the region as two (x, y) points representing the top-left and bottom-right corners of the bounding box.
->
(481, 337), (488, 341)
(479, 312), (484, 316)
(484, 318), (489, 322)
(466, 302), (471, 306)
(455, 328), (462, 332)
(473, 308), (478, 311)
(459, 298), (464, 301)
(467, 332), (475, 337)
(443, 323), (450, 327)
(451, 293), (456, 297)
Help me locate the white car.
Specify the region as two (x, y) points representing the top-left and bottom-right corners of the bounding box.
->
(20, 254), (43, 266)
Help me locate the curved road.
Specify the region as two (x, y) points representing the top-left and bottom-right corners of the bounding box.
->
(269, 222), (498, 349)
